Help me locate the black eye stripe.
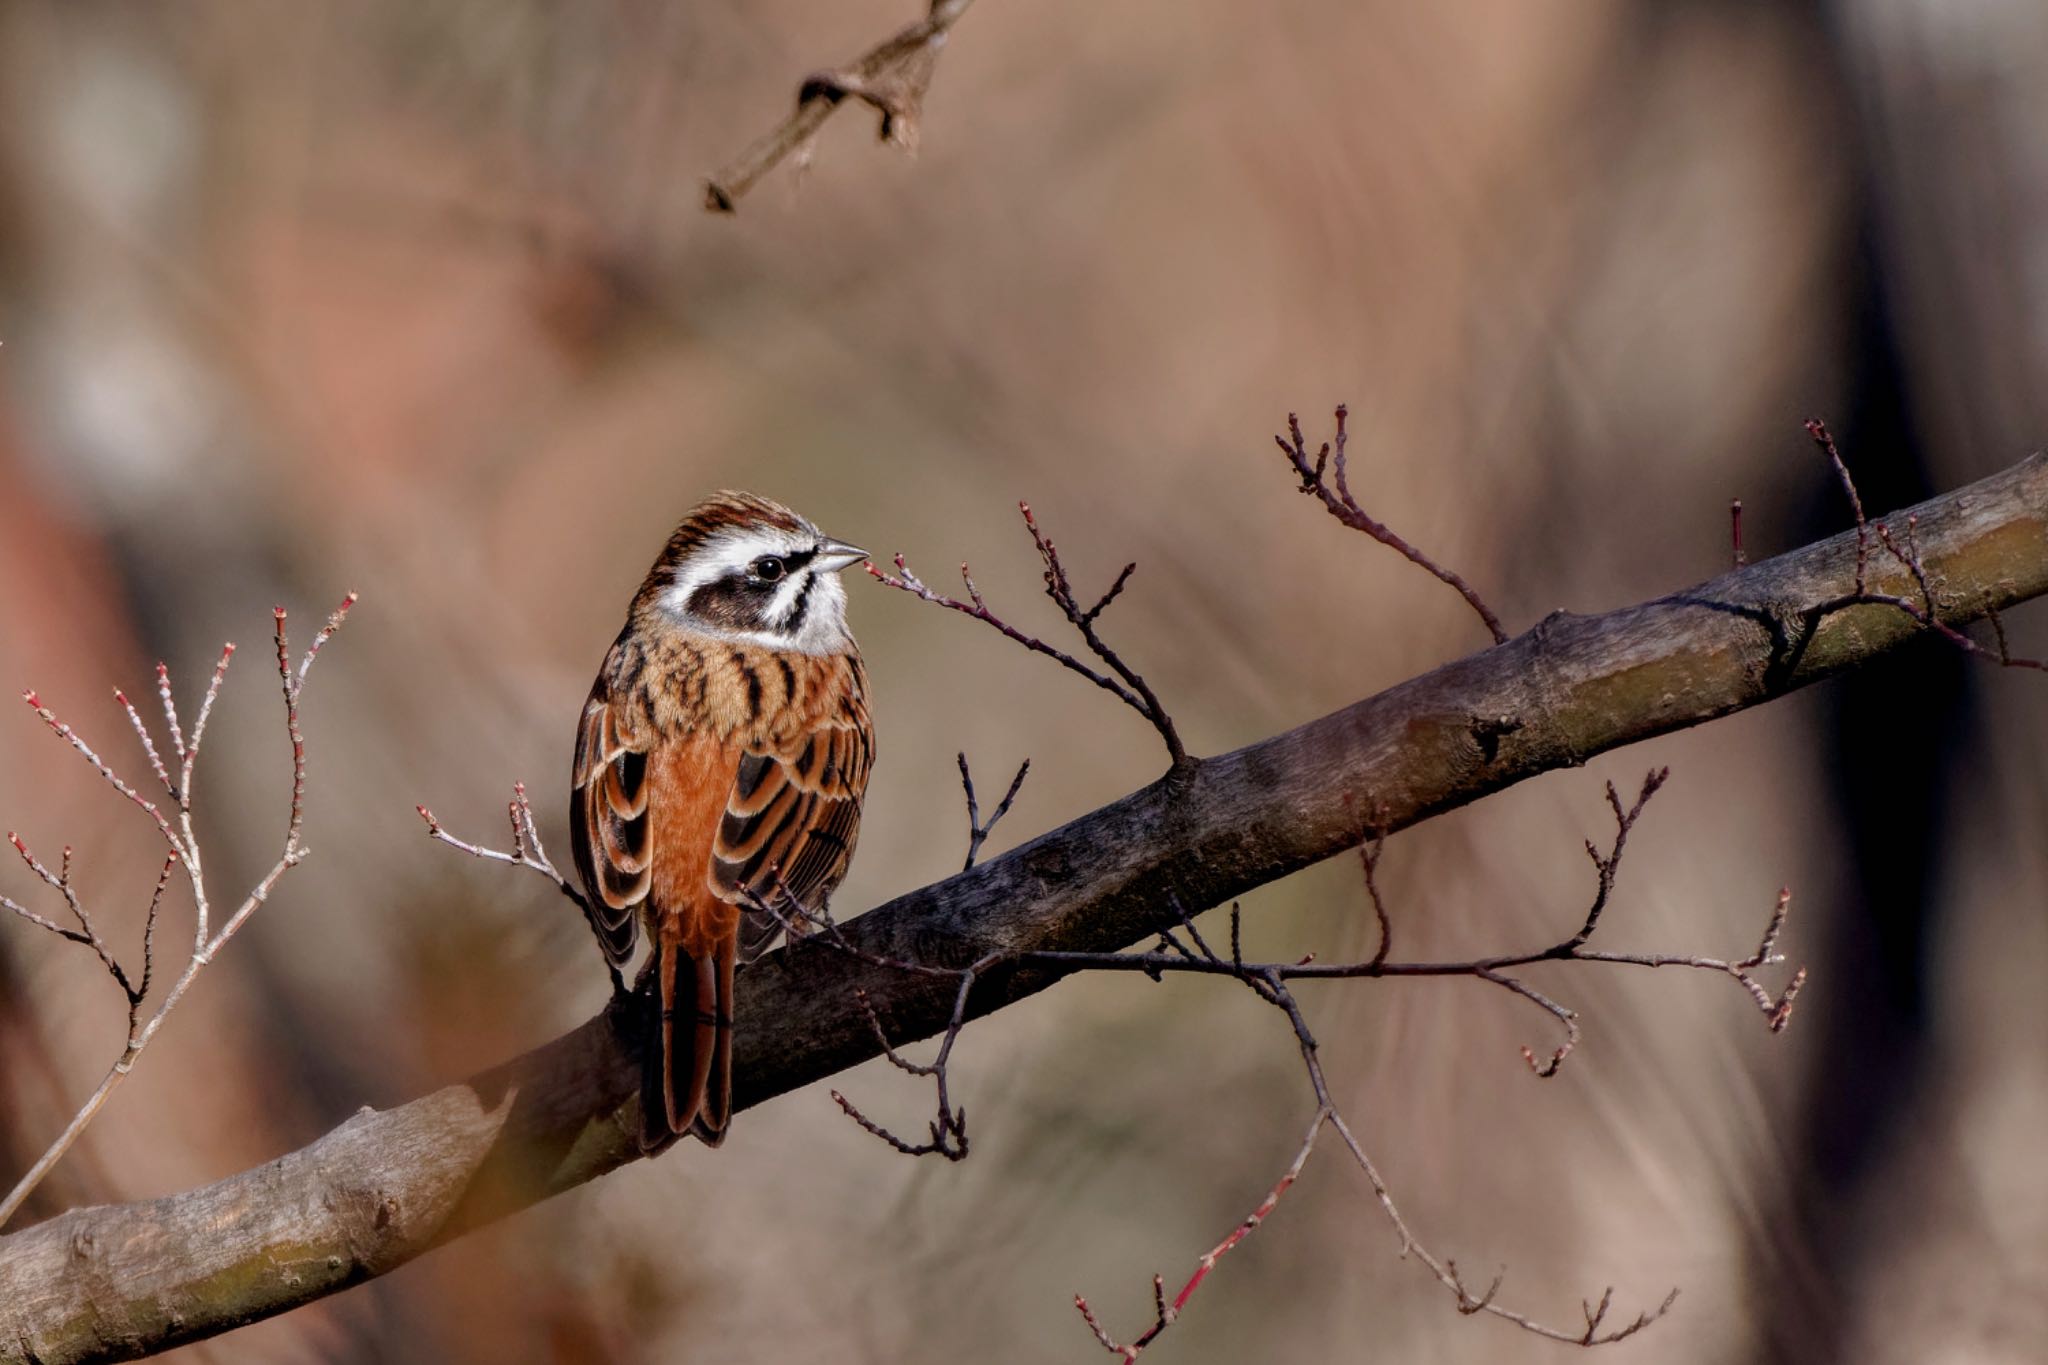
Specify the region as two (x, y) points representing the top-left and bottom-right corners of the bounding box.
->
(677, 544), (829, 636)
(785, 571), (817, 629)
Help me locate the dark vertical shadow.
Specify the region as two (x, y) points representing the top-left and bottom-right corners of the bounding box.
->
(1755, 205), (1978, 1362)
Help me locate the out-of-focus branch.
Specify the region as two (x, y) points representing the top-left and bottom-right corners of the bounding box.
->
(704, 0), (979, 212)
(0, 596), (355, 1232)
(3, 454), (2048, 1363)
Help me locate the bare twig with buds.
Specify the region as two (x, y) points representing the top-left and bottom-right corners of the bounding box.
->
(1788, 418), (2046, 676)
(415, 782), (623, 995)
(828, 964), (992, 1162)
(957, 751), (1029, 871)
(871, 502), (1187, 767)
(1277, 405), (1509, 644)
(0, 594), (356, 1229)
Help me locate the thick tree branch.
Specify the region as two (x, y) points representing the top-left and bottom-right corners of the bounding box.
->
(3, 453), (2047, 1363)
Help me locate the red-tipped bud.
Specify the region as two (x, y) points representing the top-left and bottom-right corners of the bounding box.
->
(22, 689), (38, 707)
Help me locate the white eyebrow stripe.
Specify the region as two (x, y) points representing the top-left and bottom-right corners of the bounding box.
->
(663, 528), (812, 600)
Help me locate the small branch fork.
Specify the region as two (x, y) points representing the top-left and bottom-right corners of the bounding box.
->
(958, 751), (1029, 873)
(414, 783), (624, 996)
(1793, 418), (2046, 673)
(1277, 406), (1509, 645)
(704, 0), (979, 212)
(0, 593), (356, 1229)
(870, 502), (1187, 767)
(753, 754), (1035, 1162)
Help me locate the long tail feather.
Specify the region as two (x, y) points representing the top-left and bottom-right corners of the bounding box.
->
(689, 936), (737, 1145)
(643, 937), (733, 1150)
(643, 943), (685, 1149)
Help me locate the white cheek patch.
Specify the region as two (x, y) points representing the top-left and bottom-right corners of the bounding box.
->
(657, 526), (854, 656)
(719, 573), (850, 656)
(785, 573), (851, 656)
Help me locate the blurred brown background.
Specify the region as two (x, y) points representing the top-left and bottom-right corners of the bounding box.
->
(3, 1), (2046, 1361)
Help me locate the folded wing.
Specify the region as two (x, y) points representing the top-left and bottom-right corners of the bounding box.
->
(718, 710), (873, 959)
(569, 668), (650, 966)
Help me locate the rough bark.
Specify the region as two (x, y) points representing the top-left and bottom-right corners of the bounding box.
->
(4, 452), (2047, 1364)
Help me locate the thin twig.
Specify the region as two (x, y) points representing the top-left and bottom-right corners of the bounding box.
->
(6, 833), (134, 1001)
(1360, 822), (1392, 970)
(1785, 419), (2048, 676)
(113, 686), (173, 797)
(1276, 405), (1508, 644)
(417, 782), (619, 994)
(958, 752), (1029, 871)
(871, 503), (1186, 766)
(1805, 419), (1868, 593)
(1076, 1105), (1324, 1359)
(828, 966), (992, 1161)
(0, 594), (354, 1229)
(19, 691), (179, 851)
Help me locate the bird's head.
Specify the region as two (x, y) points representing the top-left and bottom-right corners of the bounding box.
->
(638, 491), (868, 655)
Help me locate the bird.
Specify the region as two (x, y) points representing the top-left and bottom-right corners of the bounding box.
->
(569, 491), (874, 1149)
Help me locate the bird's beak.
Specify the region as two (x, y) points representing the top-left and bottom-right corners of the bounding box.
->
(816, 539), (870, 573)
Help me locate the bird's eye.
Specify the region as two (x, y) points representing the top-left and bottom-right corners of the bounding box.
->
(752, 556), (786, 582)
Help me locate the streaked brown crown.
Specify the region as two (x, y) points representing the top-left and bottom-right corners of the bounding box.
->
(663, 491), (809, 558)
(632, 491), (813, 610)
